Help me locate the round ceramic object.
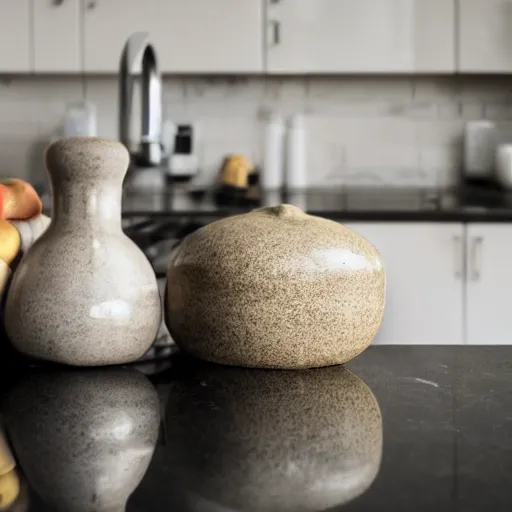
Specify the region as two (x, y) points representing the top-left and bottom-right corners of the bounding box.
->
(2, 367), (159, 512)
(165, 204), (385, 369)
(164, 356), (383, 511)
(4, 137), (162, 366)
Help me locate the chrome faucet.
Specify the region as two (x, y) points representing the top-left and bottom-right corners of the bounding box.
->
(119, 32), (162, 168)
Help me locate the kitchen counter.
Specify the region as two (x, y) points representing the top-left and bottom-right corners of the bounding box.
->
(116, 184), (512, 222)
(1, 345), (511, 511)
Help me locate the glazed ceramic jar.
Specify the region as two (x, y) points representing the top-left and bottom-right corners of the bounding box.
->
(4, 137), (162, 366)
(163, 355), (383, 511)
(166, 204), (385, 369)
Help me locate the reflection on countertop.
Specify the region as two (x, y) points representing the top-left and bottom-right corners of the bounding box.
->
(2, 346), (512, 511)
(161, 355), (383, 512)
(1, 366), (160, 512)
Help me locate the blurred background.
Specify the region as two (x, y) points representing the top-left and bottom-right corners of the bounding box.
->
(3, 0), (512, 188)
(2, 0), (512, 348)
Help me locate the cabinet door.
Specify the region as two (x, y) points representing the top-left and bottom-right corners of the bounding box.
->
(466, 224), (512, 344)
(459, 0), (512, 73)
(0, 0), (31, 72)
(84, 0), (263, 73)
(414, 0), (455, 72)
(33, 0), (81, 72)
(266, 0), (455, 73)
(345, 223), (464, 345)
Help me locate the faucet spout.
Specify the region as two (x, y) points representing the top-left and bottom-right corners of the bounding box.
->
(119, 32), (162, 167)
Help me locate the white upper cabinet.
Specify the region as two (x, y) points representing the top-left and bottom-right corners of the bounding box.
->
(458, 0), (512, 73)
(345, 223), (464, 345)
(414, 0), (455, 72)
(83, 0), (264, 73)
(0, 0), (31, 72)
(466, 224), (512, 344)
(33, 0), (81, 73)
(266, 0), (455, 73)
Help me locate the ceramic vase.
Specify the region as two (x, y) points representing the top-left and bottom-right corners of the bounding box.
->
(166, 204), (385, 369)
(163, 354), (383, 511)
(4, 137), (161, 366)
(2, 367), (160, 512)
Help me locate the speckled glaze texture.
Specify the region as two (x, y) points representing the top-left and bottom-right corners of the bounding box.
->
(4, 137), (162, 366)
(165, 355), (383, 511)
(166, 204), (385, 369)
(2, 367), (159, 512)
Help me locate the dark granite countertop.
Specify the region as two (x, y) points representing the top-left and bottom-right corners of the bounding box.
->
(115, 184), (512, 222)
(1, 346), (511, 511)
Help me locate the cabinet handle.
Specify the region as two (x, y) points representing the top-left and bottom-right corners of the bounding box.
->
(470, 236), (483, 281)
(268, 20), (281, 46)
(86, 0), (97, 9)
(453, 235), (462, 279)
(53, 0), (64, 5)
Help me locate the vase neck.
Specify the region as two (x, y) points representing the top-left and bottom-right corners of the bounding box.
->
(51, 180), (122, 232)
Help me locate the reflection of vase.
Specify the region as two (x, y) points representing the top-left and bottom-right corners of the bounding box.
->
(164, 355), (383, 512)
(2, 368), (159, 512)
(4, 137), (161, 366)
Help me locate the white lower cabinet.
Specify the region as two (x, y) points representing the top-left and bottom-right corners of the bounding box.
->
(345, 223), (464, 345)
(466, 224), (512, 345)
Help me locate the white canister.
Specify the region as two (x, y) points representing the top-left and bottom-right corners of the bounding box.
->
(261, 113), (285, 190)
(286, 114), (307, 190)
(463, 121), (497, 179)
(495, 144), (512, 189)
(63, 102), (97, 137)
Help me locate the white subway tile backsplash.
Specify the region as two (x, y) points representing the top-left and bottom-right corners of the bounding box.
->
(346, 145), (419, 169)
(1, 74), (512, 188)
(460, 77), (512, 101)
(416, 120), (463, 145)
(419, 146), (460, 186)
(412, 77), (460, 100)
(0, 76), (81, 102)
(437, 103), (461, 119)
(308, 99), (397, 118)
(308, 77), (412, 101)
(162, 77), (186, 102)
(484, 104), (512, 121)
(0, 140), (31, 179)
(461, 102), (484, 120)
(495, 123), (512, 145)
(263, 84), (307, 116)
(341, 168), (433, 187)
(402, 102), (438, 119)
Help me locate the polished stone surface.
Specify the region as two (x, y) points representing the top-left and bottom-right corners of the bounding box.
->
(37, 182), (512, 222)
(2, 367), (159, 512)
(117, 184), (512, 222)
(1, 346), (512, 511)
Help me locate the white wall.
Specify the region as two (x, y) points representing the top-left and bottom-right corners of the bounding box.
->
(1, 74), (512, 190)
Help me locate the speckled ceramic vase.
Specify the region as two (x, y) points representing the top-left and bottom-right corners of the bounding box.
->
(4, 137), (162, 366)
(163, 355), (383, 511)
(2, 367), (159, 512)
(166, 204), (385, 369)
